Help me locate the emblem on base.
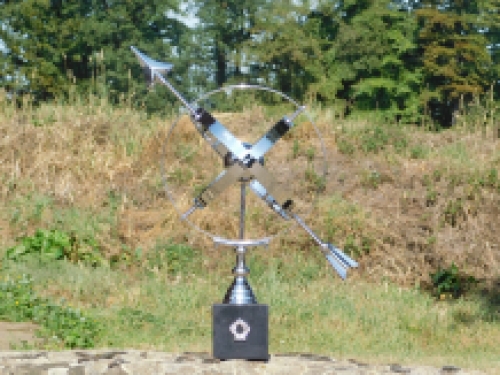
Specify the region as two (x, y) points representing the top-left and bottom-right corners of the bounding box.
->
(229, 318), (251, 341)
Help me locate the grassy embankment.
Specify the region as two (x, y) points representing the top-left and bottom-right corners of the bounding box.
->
(0, 89), (499, 373)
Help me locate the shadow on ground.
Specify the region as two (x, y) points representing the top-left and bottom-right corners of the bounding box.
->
(477, 277), (500, 322)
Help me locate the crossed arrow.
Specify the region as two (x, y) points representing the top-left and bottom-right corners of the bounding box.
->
(131, 46), (358, 279)
(180, 104), (303, 220)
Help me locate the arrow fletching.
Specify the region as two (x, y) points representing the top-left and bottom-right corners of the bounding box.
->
(327, 243), (359, 268)
(323, 243), (358, 280)
(325, 253), (348, 280)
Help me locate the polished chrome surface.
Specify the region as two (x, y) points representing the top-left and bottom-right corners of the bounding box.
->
(206, 121), (249, 161)
(213, 237), (270, 248)
(240, 183), (246, 239)
(249, 106), (305, 161)
(159, 82), (323, 246)
(327, 243), (359, 268)
(180, 205), (198, 220)
(229, 318), (251, 341)
(223, 276), (257, 305)
(130, 46), (196, 114)
(130, 46), (173, 76)
(248, 180), (290, 220)
(186, 114), (300, 218)
(223, 186), (258, 305)
(223, 245), (258, 305)
(154, 72), (197, 115)
(178, 113), (298, 222)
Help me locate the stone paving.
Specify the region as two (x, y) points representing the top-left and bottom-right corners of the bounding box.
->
(0, 351), (487, 375)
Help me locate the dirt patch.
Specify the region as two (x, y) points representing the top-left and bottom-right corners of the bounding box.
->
(0, 321), (40, 350)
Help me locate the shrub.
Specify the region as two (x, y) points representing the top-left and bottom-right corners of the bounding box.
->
(0, 274), (100, 348)
(5, 229), (105, 267)
(430, 263), (477, 299)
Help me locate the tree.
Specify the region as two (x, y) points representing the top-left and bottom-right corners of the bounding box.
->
(333, 0), (373, 22)
(1, 0), (86, 98)
(478, 0), (500, 98)
(415, 1), (493, 125)
(244, 0), (330, 101)
(327, 0), (422, 120)
(194, 0), (267, 87)
(0, 0), (186, 107)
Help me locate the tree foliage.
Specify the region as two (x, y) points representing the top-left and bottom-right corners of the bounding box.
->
(478, 0), (500, 97)
(1, 0), (499, 126)
(0, 0), (187, 109)
(416, 0), (493, 124)
(194, 0), (267, 87)
(244, 0), (327, 101)
(332, 0), (422, 120)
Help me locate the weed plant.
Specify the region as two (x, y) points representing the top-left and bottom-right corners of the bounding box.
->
(336, 122), (409, 155)
(0, 273), (100, 349)
(430, 263), (478, 300)
(5, 229), (105, 267)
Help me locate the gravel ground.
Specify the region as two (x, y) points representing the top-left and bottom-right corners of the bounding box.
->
(0, 350), (488, 375)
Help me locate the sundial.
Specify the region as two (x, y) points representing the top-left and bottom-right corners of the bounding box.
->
(131, 46), (358, 360)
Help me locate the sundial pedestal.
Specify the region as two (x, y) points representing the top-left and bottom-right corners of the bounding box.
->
(212, 182), (269, 361)
(212, 246), (269, 361)
(130, 45), (359, 363)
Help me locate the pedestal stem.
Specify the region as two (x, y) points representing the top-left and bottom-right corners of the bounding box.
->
(240, 182), (246, 239)
(222, 182), (257, 305)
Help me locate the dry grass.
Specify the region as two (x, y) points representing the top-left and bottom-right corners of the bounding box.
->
(1, 89), (499, 285)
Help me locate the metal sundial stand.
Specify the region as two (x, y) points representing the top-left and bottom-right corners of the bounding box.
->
(213, 177), (270, 360)
(131, 46), (359, 361)
(222, 177), (258, 306)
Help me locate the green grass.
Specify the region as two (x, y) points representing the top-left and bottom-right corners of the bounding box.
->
(336, 122), (409, 155)
(1, 248), (499, 372)
(433, 141), (472, 166)
(0, 272), (100, 349)
(4, 190), (121, 260)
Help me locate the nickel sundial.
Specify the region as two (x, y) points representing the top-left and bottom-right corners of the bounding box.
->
(131, 46), (358, 360)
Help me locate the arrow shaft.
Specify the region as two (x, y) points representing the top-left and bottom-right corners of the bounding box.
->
(291, 212), (323, 246)
(153, 71), (197, 115)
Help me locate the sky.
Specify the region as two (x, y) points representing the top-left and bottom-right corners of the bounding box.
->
(167, 3), (199, 29)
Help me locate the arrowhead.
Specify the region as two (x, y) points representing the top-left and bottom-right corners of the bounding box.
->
(130, 46), (173, 84)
